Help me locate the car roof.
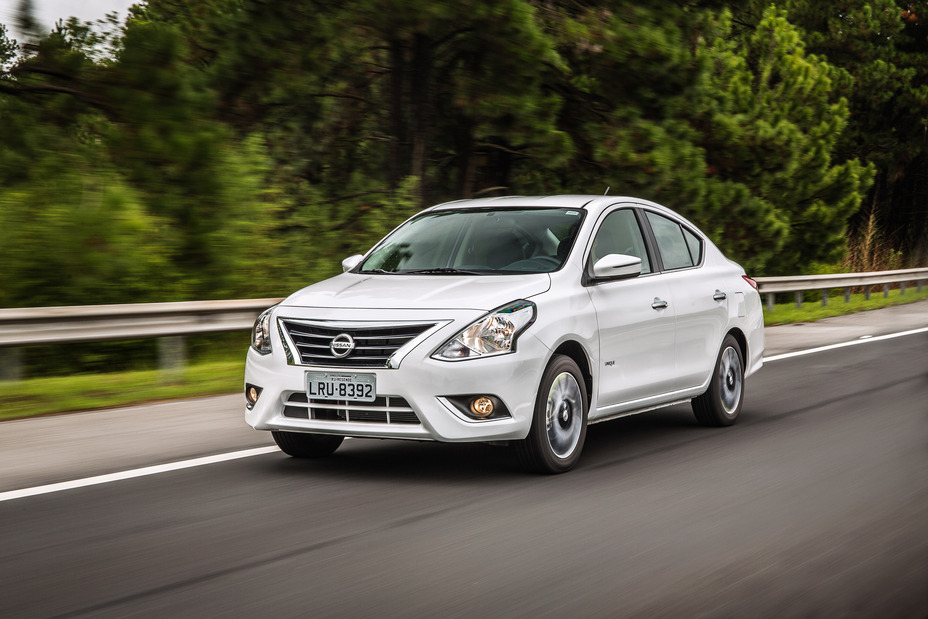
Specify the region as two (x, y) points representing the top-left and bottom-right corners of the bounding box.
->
(428, 195), (597, 210)
(423, 194), (707, 241)
(426, 194), (677, 216)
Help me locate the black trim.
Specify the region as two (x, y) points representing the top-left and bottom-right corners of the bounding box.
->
(635, 207), (665, 273)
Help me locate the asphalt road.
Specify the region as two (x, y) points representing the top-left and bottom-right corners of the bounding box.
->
(1, 304), (926, 617)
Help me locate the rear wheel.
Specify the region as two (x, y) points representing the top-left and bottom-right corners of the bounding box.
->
(515, 355), (588, 474)
(692, 334), (744, 427)
(272, 431), (344, 458)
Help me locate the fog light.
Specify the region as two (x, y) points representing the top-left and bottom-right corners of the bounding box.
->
(245, 384), (263, 409)
(470, 396), (494, 418)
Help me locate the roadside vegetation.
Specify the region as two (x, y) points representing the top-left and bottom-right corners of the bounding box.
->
(763, 287), (928, 325)
(0, 360), (243, 421)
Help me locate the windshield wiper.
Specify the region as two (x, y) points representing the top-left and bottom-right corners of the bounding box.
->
(360, 268), (395, 274)
(400, 267), (485, 275)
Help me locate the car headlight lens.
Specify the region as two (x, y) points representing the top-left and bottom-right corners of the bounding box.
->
(433, 300), (536, 360)
(251, 306), (274, 355)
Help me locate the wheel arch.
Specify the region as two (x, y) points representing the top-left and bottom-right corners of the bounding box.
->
(726, 327), (747, 363)
(551, 340), (593, 403)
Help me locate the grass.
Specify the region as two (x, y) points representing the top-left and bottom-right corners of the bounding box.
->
(763, 286), (928, 326)
(0, 360), (243, 422)
(2, 288), (926, 421)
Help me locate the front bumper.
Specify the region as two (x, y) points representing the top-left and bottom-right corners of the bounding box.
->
(244, 307), (551, 443)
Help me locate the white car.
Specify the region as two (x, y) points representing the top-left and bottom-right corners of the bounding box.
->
(245, 195), (764, 473)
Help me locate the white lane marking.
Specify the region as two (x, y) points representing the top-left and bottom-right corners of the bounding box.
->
(763, 326), (928, 363)
(0, 446), (279, 503)
(3, 326), (926, 503)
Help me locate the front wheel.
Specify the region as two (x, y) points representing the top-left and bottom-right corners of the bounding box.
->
(515, 355), (589, 474)
(692, 334), (744, 427)
(272, 431), (344, 458)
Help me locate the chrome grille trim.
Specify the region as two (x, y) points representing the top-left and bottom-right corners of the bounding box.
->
(280, 319), (436, 368)
(283, 392), (421, 425)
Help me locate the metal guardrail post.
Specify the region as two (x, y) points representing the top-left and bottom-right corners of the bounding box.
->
(158, 336), (186, 382)
(0, 347), (22, 382)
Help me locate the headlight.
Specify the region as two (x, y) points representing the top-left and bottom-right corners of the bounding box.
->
(433, 300), (536, 361)
(251, 306), (274, 355)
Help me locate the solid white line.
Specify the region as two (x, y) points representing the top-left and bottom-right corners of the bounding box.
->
(0, 446), (279, 503)
(763, 326), (928, 363)
(3, 326), (925, 504)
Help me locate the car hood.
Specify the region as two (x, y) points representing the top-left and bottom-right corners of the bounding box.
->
(281, 273), (551, 311)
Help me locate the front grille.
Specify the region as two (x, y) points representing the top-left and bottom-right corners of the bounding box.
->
(280, 319), (434, 367)
(283, 392), (421, 424)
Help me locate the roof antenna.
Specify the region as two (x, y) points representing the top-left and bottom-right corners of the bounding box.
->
(604, 186), (610, 195)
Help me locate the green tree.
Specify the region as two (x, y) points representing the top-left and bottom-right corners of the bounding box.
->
(723, 0), (928, 265)
(693, 6), (874, 272)
(786, 0), (928, 265)
(535, 3), (872, 273)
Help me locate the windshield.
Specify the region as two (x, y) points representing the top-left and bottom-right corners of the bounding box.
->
(359, 208), (585, 274)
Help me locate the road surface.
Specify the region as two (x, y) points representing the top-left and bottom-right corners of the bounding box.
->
(1, 301), (926, 617)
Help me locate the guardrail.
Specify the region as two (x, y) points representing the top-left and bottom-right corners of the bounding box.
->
(755, 267), (928, 311)
(0, 298), (282, 381)
(0, 267), (925, 380)
(0, 298), (282, 347)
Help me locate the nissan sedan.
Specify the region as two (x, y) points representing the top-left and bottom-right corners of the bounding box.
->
(245, 195), (764, 473)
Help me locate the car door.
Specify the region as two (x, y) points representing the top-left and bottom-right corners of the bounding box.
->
(586, 207), (676, 413)
(643, 210), (728, 390)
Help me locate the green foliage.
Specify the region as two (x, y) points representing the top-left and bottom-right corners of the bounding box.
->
(0, 358), (244, 420)
(730, 0), (928, 265)
(0, 157), (171, 307)
(692, 6), (874, 273)
(0, 0), (924, 321)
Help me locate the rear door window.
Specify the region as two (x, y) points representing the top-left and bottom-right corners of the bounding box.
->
(645, 211), (700, 270)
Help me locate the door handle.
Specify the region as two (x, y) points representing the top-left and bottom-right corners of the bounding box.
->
(713, 290), (727, 301)
(651, 298), (668, 310)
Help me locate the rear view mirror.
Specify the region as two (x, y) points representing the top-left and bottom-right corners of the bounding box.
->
(342, 254), (363, 272)
(591, 254), (641, 280)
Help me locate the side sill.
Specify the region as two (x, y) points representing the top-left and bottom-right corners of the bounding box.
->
(589, 399), (692, 425)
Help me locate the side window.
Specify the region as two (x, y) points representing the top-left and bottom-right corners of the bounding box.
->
(589, 209), (652, 275)
(645, 211), (698, 270)
(682, 227), (702, 265)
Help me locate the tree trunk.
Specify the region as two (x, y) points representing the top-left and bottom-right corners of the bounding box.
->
(410, 33), (433, 205)
(388, 37), (408, 190)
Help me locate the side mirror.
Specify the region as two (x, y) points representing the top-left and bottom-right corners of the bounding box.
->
(591, 253), (642, 280)
(341, 254), (363, 272)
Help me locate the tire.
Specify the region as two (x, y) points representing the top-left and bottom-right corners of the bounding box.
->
(515, 355), (589, 474)
(272, 431), (344, 458)
(692, 334), (744, 427)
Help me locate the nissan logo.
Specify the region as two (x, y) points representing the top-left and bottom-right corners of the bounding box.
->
(329, 333), (356, 358)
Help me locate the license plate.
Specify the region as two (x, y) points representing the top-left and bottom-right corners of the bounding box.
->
(306, 372), (376, 402)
